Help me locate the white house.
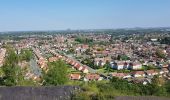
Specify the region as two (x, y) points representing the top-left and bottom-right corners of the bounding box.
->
(94, 58), (105, 66)
(128, 62), (142, 70)
(111, 61), (127, 70)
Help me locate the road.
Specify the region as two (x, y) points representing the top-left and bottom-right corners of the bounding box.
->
(29, 55), (42, 76)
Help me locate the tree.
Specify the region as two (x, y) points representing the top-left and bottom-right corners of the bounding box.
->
(43, 60), (68, 86)
(120, 55), (130, 61)
(160, 37), (170, 45)
(20, 49), (33, 61)
(117, 55), (121, 60)
(85, 48), (91, 55)
(2, 64), (18, 86)
(165, 81), (170, 96)
(103, 61), (110, 74)
(2, 47), (35, 86)
(2, 47), (19, 86)
(75, 37), (93, 44)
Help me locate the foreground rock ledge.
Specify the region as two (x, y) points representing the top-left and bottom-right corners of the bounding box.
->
(0, 86), (80, 100)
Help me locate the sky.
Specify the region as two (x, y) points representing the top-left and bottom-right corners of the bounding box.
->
(0, 0), (170, 32)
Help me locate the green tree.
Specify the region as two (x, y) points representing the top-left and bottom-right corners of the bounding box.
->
(103, 61), (111, 74)
(160, 37), (170, 45)
(2, 47), (19, 86)
(120, 55), (130, 61)
(2, 47), (35, 86)
(20, 49), (33, 61)
(43, 60), (68, 86)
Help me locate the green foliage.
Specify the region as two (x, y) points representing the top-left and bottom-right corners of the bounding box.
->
(43, 60), (68, 86)
(103, 61), (111, 73)
(142, 65), (156, 70)
(2, 64), (18, 86)
(117, 54), (130, 61)
(110, 77), (167, 96)
(85, 48), (91, 55)
(72, 92), (91, 100)
(121, 55), (130, 60)
(165, 81), (170, 96)
(5, 48), (19, 65)
(117, 69), (131, 73)
(67, 48), (74, 54)
(2, 47), (19, 86)
(19, 49), (33, 61)
(75, 37), (93, 44)
(81, 58), (98, 69)
(1, 47), (37, 86)
(96, 48), (104, 51)
(73, 77), (170, 99)
(160, 37), (170, 45)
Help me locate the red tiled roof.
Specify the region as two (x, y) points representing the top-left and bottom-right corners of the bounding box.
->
(48, 57), (58, 62)
(131, 71), (145, 75)
(85, 73), (100, 80)
(69, 74), (81, 80)
(146, 70), (157, 74)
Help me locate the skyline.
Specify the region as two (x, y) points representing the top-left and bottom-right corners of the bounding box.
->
(0, 0), (170, 32)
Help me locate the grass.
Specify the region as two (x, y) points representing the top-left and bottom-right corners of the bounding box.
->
(71, 81), (139, 100)
(96, 68), (106, 73)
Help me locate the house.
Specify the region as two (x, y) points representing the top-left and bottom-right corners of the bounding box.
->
(111, 72), (131, 79)
(38, 58), (48, 69)
(65, 58), (69, 62)
(48, 57), (58, 62)
(111, 61), (142, 70)
(94, 58), (105, 66)
(75, 44), (89, 54)
(81, 44), (89, 50)
(74, 63), (83, 71)
(58, 55), (63, 59)
(81, 66), (89, 73)
(131, 71), (145, 77)
(68, 59), (72, 64)
(146, 70), (158, 76)
(68, 60), (73, 65)
(160, 68), (169, 74)
(111, 61), (128, 70)
(69, 74), (81, 80)
(129, 62), (142, 70)
(84, 73), (102, 81)
(71, 61), (76, 66)
(162, 64), (169, 68)
(94, 57), (111, 66)
(0, 48), (6, 67)
(132, 78), (151, 85)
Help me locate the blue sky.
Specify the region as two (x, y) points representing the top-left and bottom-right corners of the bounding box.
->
(0, 0), (170, 31)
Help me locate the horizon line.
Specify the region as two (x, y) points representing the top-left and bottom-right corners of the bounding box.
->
(0, 26), (170, 33)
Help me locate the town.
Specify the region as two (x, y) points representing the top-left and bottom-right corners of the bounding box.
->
(1, 28), (170, 85)
(1, 28), (170, 99)
(1, 0), (170, 99)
